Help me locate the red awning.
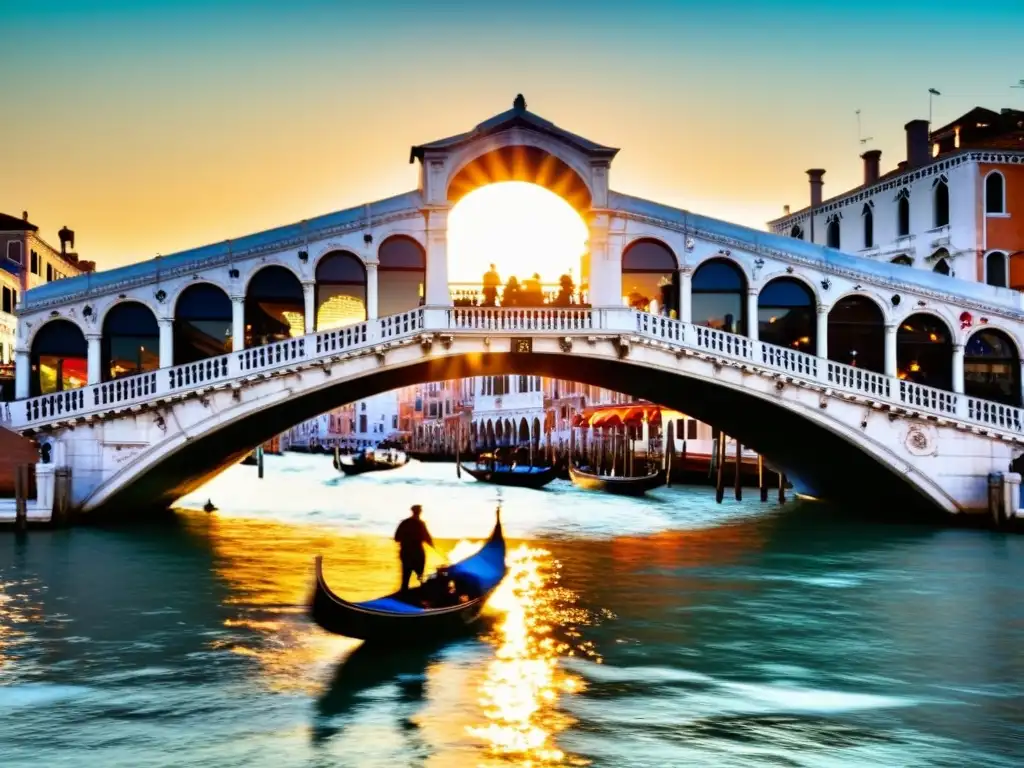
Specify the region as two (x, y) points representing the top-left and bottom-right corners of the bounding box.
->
(573, 404), (664, 429)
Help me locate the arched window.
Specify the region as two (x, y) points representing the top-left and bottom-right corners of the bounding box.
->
(933, 180), (950, 227)
(897, 313), (953, 391)
(826, 217), (840, 249)
(985, 251), (1008, 288)
(758, 278), (816, 351)
(316, 251), (366, 331)
(30, 319), (87, 396)
(862, 204), (873, 248)
(378, 236), (425, 317)
(891, 255), (913, 266)
(897, 193), (910, 237)
(101, 302), (159, 381)
(692, 258), (747, 335)
(245, 266), (304, 347)
(985, 171), (1006, 214)
(931, 249), (951, 275)
(173, 283), (232, 365)
(965, 329), (1020, 406)
(621, 239), (678, 316)
(790, 225), (803, 239)
(827, 295), (885, 373)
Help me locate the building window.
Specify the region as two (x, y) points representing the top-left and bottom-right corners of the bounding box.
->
(862, 204), (873, 248)
(933, 179), (950, 227)
(6, 241), (22, 265)
(825, 216), (840, 249)
(30, 250), (39, 275)
(46, 263), (53, 281)
(1, 286), (13, 314)
(985, 251), (1008, 288)
(361, 402), (366, 411)
(392, 415), (398, 429)
(359, 414), (367, 433)
(897, 192), (910, 236)
(985, 171), (1006, 215)
(790, 225), (803, 239)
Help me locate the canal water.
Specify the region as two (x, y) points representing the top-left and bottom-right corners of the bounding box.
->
(1, 455), (1023, 767)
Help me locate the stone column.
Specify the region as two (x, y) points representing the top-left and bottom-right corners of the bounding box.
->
(586, 214), (620, 308)
(884, 324), (898, 377)
(815, 305), (829, 359)
(159, 317), (174, 368)
(746, 289), (759, 340)
(678, 267), (692, 324)
(952, 343), (965, 394)
(231, 295), (245, 352)
(302, 281), (315, 333)
(15, 348), (29, 399)
(87, 333), (102, 385)
(366, 262), (379, 320)
(423, 209), (449, 306)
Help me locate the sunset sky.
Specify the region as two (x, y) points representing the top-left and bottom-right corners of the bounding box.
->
(2, 0), (1022, 269)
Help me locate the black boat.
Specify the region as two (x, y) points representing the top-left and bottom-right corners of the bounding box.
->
(309, 513), (507, 643)
(334, 446), (408, 476)
(459, 453), (558, 489)
(568, 464), (665, 496)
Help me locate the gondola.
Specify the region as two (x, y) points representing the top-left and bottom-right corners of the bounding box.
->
(309, 513), (507, 643)
(568, 464), (665, 496)
(458, 453), (558, 489)
(334, 446), (408, 476)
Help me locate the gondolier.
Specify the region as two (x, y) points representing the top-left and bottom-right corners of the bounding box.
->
(395, 505), (434, 592)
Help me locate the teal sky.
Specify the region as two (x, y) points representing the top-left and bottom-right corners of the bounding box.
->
(1, 1), (1022, 265)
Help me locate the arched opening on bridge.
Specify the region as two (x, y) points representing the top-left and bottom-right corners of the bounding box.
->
(621, 238), (678, 316)
(30, 319), (87, 396)
(244, 266), (304, 347)
(827, 295), (885, 372)
(101, 302), (159, 381)
(447, 146), (591, 210)
(316, 251), (366, 331)
(173, 284), (232, 365)
(897, 313), (953, 390)
(757, 277), (815, 352)
(377, 236), (426, 317)
(692, 258), (746, 335)
(965, 328), (1021, 406)
(447, 181), (587, 304)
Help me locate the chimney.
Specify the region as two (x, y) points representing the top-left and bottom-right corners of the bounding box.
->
(905, 119), (930, 168)
(897, 160), (908, 172)
(806, 169), (825, 208)
(22, 211), (28, 221)
(861, 149), (881, 186)
(77, 260), (96, 273)
(783, 204), (791, 216)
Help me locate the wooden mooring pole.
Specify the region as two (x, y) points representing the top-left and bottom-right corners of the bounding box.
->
(257, 445), (265, 479)
(14, 463), (29, 533)
(758, 455), (768, 502)
(778, 471), (787, 503)
(715, 431), (725, 504)
(734, 440), (742, 501)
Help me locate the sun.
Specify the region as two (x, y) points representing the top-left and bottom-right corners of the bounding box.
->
(447, 182), (588, 286)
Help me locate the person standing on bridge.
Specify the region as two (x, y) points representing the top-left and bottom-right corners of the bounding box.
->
(482, 264), (501, 307)
(394, 504), (437, 592)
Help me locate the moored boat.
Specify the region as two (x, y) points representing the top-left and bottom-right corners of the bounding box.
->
(568, 464), (665, 496)
(309, 513), (507, 643)
(458, 452), (558, 489)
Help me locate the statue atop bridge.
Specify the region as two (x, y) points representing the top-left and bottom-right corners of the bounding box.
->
(513, 93), (526, 111)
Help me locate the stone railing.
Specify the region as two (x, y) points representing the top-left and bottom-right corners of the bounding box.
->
(10, 306), (1024, 438)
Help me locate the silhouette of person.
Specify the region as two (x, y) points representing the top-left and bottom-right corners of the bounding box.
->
(394, 504), (435, 592)
(483, 264), (501, 307)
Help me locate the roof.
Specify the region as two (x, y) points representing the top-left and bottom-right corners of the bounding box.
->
(0, 212), (37, 232)
(22, 190), (423, 309)
(410, 95), (619, 163)
(608, 190), (1024, 313)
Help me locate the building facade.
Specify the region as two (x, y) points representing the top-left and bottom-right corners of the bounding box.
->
(767, 107), (1024, 288)
(1, 212), (94, 400)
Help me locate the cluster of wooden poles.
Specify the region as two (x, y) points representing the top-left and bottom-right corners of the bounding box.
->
(705, 428), (786, 504)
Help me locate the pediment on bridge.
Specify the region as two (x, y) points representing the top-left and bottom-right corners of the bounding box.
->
(409, 94), (619, 165)
(410, 95), (619, 209)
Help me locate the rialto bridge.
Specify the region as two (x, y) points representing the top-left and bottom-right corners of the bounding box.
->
(6, 96), (1024, 521)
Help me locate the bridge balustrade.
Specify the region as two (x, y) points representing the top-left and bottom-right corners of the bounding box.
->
(12, 306), (1024, 439)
